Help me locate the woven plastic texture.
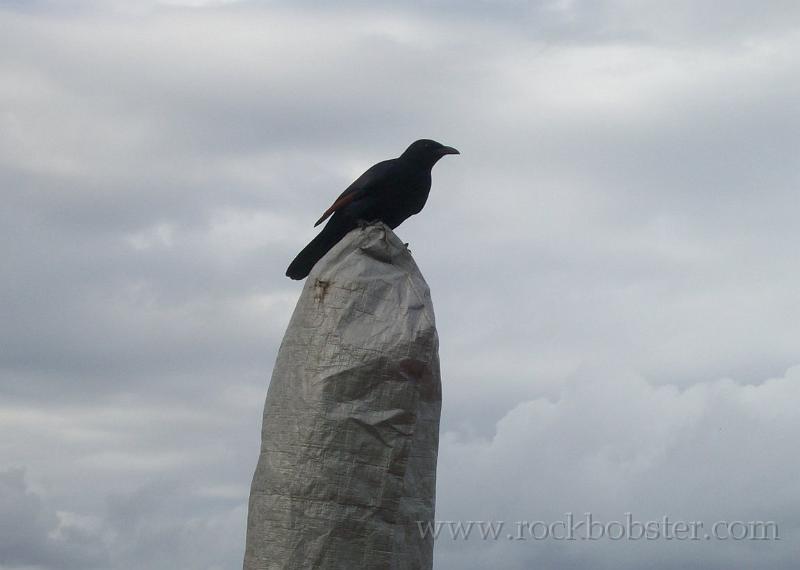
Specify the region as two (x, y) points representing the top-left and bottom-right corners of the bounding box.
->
(244, 223), (442, 570)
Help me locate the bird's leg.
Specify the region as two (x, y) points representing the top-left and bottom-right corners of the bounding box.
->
(357, 218), (386, 232)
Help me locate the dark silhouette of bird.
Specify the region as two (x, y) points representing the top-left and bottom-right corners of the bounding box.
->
(286, 139), (459, 280)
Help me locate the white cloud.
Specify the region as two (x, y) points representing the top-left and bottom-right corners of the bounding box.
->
(435, 364), (800, 569)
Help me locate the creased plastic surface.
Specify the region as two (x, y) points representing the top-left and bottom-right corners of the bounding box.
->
(244, 223), (442, 570)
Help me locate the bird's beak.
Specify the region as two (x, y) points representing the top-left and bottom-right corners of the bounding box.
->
(439, 146), (460, 156)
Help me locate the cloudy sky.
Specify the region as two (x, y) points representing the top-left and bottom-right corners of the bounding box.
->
(2, 0), (800, 568)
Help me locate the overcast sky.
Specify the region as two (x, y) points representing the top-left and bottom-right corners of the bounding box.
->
(2, 1), (800, 568)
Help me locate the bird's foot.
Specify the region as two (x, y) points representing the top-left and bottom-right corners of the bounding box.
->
(357, 218), (384, 230)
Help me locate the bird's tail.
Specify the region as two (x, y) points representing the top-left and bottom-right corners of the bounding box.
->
(286, 222), (349, 280)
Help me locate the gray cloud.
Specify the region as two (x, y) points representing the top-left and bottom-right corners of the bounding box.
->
(0, 468), (246, 570)
(2, 1), (799, 568)
(0, 468), (108, 569)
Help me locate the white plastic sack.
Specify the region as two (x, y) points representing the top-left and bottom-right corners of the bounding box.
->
(244, 223), (442, 570)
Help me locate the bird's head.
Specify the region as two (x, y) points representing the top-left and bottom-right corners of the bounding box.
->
(401, 139), (460, 167)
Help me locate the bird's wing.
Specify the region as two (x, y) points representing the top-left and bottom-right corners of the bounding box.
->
(313, 160), (395, 227)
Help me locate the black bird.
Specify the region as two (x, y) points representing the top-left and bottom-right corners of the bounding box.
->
(286, 139), (459, 280)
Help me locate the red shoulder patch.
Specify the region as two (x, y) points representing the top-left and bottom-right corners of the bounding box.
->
(314, 192), (357, 227)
